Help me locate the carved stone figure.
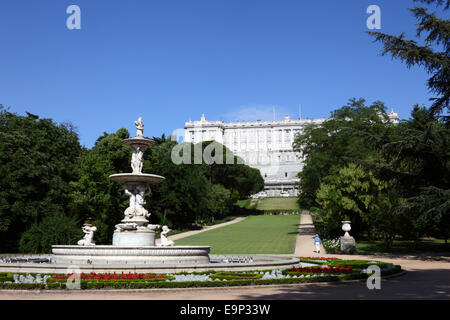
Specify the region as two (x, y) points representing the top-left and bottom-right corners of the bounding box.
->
(159, 225), (174, 246)
(134, 117), (144, 138)
(131, 147), (144, 174)
(135, 185), (151, 218)
(124, 185), (137, 218)
(77, 224), (97, 246)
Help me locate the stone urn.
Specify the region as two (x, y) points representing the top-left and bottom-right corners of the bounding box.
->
(340, 220), (355, 253)
(341, 221), (352, 238)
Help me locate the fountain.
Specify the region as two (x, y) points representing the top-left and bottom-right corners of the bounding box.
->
(0, 118), (299, 273)
(51, 117), (212, 266)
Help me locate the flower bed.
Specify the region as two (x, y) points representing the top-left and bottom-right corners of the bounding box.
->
(53, 272), (168, 281)
(0, 258), (403, 290)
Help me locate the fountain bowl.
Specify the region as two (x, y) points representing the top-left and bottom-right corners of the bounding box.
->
(109, 173), (165, 184)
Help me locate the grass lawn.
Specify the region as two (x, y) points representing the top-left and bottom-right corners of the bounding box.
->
(356, 239), (449, 254)
(256, 197), (300, 211)
(175, 215), (300, 254)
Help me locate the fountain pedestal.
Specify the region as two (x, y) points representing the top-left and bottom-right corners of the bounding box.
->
(112, 228), (156, 246)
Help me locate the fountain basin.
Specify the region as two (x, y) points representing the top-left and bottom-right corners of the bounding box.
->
(51, 245), (211, 265)
(0, 253), (299, 274)
(109, 173), (165, 184)
(122, 137), (155, 149)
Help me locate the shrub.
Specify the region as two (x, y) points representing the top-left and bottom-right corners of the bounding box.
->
(19, 213), (83, 253)
(322, 238), (340, 253)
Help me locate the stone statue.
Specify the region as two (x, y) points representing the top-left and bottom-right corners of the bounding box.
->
(124, 185), (137, 218)
(135, 185), (151, 218)
(134, 117), (144, 138)
(159, 225), (174, 246)
(77, 224), (97, 246)
(131, 147), (144, 174)
(123, 184), (151, 219)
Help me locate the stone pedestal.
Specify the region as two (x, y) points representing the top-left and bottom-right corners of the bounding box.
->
(113, 229), (156, 247)
(340, 236), (356, 254)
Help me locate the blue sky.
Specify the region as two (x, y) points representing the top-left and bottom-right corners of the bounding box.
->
(0, 0), (447, 147)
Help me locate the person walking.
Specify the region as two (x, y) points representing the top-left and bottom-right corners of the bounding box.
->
(313, 235), (322, 253)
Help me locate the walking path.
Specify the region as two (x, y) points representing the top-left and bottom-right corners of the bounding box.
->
(155, 216), (247, 245)
(294, 211), (326, 256)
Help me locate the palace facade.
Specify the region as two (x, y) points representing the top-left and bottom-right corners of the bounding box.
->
(184, 111), (399, 197)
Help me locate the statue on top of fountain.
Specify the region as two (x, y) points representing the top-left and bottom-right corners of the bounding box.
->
(134, 117), (144, 138)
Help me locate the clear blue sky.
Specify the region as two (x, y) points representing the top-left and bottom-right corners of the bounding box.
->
(0, 0), (446, 148)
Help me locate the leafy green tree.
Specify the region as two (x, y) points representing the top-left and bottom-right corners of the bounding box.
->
(316, 164), (403, 247)
(199, 184), (233, 224)
(198, 140), (264, 200)
(0, 106), (81, 252)
(293, 98), (393, 208)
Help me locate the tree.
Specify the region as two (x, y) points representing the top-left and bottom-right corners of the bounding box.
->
(194, 141), (264, 200)
(293, 98), (393, 208)
(368, 0), (449, 123)
(0, 106), (81, 252)
(357, 106), (450, 243)
(316, 163), (403, 247)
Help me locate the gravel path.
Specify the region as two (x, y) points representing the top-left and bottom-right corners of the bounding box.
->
(294, 212), (326, 256)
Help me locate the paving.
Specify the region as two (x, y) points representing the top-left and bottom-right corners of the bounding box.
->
(294, 212), (326, 256)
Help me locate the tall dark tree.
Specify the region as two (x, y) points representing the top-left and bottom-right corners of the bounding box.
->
(368, 0), (449, 123)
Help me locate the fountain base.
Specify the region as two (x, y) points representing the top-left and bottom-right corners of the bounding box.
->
(51, 245), (211, 265)
(112, 229), (156, 246)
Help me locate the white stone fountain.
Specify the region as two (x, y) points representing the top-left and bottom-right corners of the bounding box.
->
(51, 118), (212, 266)
(109, 117), (164, 246)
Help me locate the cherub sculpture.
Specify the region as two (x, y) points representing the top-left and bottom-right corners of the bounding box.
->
(134, 117), (144, 138)
(77, 224), (97, 246)
(159, 225), (174, 246)
(135, 185), (151, 218)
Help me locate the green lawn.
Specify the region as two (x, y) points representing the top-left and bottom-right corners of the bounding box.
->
(175, 215), (300, 254)
(256, 197), (300, 211)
